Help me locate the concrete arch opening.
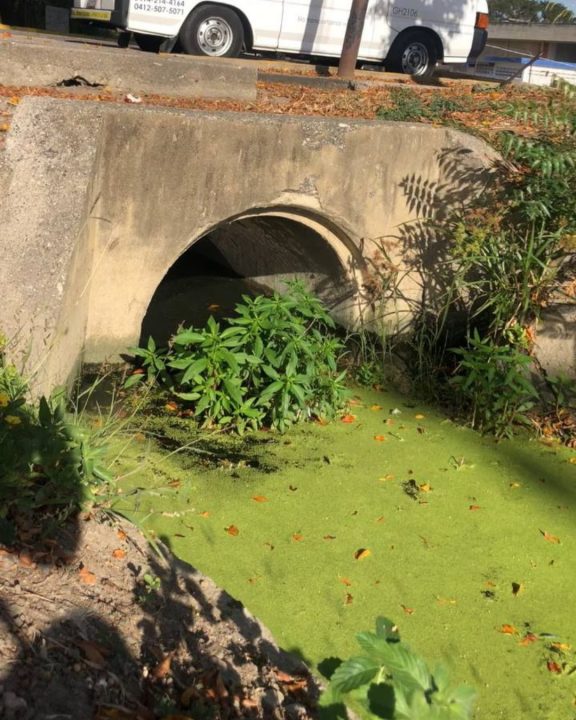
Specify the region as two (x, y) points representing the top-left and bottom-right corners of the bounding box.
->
(139, 211), (361, 347)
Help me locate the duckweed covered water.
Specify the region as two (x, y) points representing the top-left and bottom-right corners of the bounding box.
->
(110, 387), (576, 720)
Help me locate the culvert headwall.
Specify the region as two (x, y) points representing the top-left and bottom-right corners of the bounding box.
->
(0, 97), (498, 395)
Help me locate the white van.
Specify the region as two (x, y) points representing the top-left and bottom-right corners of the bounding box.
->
(71, 0), (489, 78)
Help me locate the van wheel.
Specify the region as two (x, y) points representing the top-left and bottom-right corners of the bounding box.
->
(179, 4), (244, 57)
(387, 31), (438, 79)
(134, 33), (164, 53)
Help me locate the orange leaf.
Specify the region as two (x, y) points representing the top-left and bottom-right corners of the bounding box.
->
(547, 660), (562, 674)
(251, 495), (268, 503)
(551, 642), (571, 652)
(370, 404), (383, 411)
(415, 414), (426, 420)
(354, 548), (371, 560)
(344, 592), (353, 605)
(379, 473), (395, 482)
(112, 548), (126, 559)
(151, 653), (172, 680)
(469, 505), (481, 511)
(376, 516), (385, 523)
(373, 434), (387, 442)
(419, 483), (432, 493)
(117, 529), (127, 541)
(199, 511), (210, 518)
(7, 97), (20, 106)
(499, 624), (518, 635)
(541, 530), (560, 544)
(18, 551), (36, 568)
(79, 566), (97, 585)
(208, 304), (220, 311)
(0, 123), (10, 133)
(341, 414), (356, 423)
(165, 402), (178, 413)
(519, 633), (538, 646)
(509, 482), (521, 489)
(292, 533), (304, 542)
(401, 604), (415, 615)
(349, 398), (363, 406)
(339, 577), (352, 587)
(225, 525), (239, 537)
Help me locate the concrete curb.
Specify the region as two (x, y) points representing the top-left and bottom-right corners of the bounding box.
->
(0, 37), (257, 100)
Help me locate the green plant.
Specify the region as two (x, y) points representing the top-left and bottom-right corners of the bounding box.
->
(450, 330), (538, 438)
(377, 88), (426, 122)
(0, 344), (114, 543)
(327, 617), (475, 719)
(126, 283), (348, 433)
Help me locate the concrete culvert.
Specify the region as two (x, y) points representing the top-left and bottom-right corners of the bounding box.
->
(140, 214), (355, 348)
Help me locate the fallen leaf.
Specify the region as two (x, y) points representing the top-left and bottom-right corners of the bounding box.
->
(292, 533), (304, 542)
(264, 542), (275, 550)
(375, 516), (385, 523)
(354, 548), (371, 560)
(401, 604), (415, 615)
(339, 577), (352, 587)
(0, 123), (10, 133)
(469, 505), (482, 511)
(7, 97), (20, 106)
(485, 580), (497, 588)
(79, 566), (97, 585)
(315, 417), (329, 426)
(384, 418), (395, 426)
(541, 530), (560, 544)
(165, 402), (178, 413)
(241, 698), (259, 710)
(374, 434), (387, 442)
(323, 534), (336, 540)
(344, 592), (353, 605)
(18, 551), (35, 568)
(370, 404), (383, 411)
(349, 398), (363, 406)
(251, 495), (269, 503)
(547, 660), (562, 674)
(436, 597), (457, 606)
(419, 483), (432, 493)
(519, 633), (538, 646)
(117, 529), (127, 541)
(199, 511), (210, 518)
(225, 525), (239, 537)
(125, 93), (142, 104)
(341, 414), (356, 423)
(289, 485), (298, 492)
(112, 548), (126, 559)
(208, 303), (220, 311)
(78, 640), (107, 668)
(499, 624), (518, 635)
(569, 457), (576, 465)
(551, 642), (571, 652)
(415, 414), (426, 420)
(151, 653), (172, 680)
(512, 582), (524, 597)
(509, 482), (521, 489)
(167, 479), (182, 488)
(379, 474), (395, 482)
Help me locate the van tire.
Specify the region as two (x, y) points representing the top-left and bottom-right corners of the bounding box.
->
(387, 31), (438, 80)
(134, 33), (164, 53)
(179, 5), (244, 58)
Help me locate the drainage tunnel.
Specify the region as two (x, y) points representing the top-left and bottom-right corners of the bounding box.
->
(139, 214), (357, 346)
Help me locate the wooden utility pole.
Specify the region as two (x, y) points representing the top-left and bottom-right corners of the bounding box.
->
(337, 0), (370, 79)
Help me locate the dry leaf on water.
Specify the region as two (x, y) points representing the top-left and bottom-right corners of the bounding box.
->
(519, 633), (538, 646)
(541, 530), (560, 544)
(339, 577), (352, 587)
(547, 660), (562, 674)
(401, 604), (415, 615)
(419, 483), (432, 493)
(341, 414), (356, 424)
(374, 435), (387, 442)
(499, 624), (518, 635)
(199, 511), (210, 518)
(469, 505), (481, 511)
(323, 534), (336, 540)
(344, 592), (353, 605)
(251, 495), (269, 503)
(292, 533), (304, 542)
(354, 548), (371, 560)
(225, 525), (239, 537)
(370, 404), (383, 411)
(415, 414), (426, 420)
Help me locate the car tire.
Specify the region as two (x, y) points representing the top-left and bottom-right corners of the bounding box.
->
(387, 31), (439, 80)
(179, 4), (244, 58)
(134, 33), (165, 53)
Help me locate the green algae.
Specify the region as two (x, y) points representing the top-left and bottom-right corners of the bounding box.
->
(109, 387), (576, 720)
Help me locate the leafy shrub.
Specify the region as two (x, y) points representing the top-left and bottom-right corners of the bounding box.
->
(327, 616), (475, 719)
(127, 283), (348, 433)
(0, 340), (112, 544)
(450, 330), (538, 438)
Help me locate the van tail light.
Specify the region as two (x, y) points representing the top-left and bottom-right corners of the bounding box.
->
(475, 12), (489, 29)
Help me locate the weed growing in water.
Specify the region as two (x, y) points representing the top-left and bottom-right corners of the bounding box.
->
(326, 616), (475, 719)
(125, 282), (348, 434)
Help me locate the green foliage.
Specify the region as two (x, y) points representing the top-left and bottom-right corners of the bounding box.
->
(126, 283), (348, 433)
(489, 0), (574, 23)
(327, 617), (476, 719)
(0, 346), (112, 543)
(450, 330), (538, 438)
(377, 88), (469, 123)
